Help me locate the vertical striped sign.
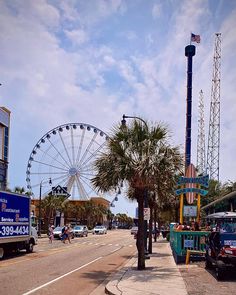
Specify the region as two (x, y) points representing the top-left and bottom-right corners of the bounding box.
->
(185, 163), (196, 204)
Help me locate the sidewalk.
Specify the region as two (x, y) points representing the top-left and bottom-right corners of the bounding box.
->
(105, 238), (188, 295)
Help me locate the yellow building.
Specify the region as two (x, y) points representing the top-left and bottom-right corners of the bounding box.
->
(0, 107), (10, 190)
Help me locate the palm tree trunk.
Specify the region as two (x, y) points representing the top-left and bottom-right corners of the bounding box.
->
(137, 192), (145, 270)
(148, 203), (153, 254)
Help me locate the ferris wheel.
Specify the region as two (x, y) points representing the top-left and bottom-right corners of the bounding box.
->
(26, 123), (109, 200)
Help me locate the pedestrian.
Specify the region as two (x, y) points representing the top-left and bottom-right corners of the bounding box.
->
(61, 225), (66, 243)
(62, 225), (72, 244)
(67, 224), (72, 243)
(48, 225), (54, 243)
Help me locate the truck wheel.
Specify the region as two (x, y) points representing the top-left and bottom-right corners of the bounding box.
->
(26, 242), (34, 253)
(0, 247), (4, 259)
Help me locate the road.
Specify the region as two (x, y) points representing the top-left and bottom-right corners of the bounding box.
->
(0, 229), (136, 295)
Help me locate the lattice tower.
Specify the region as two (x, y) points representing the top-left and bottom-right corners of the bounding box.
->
(207, 33), (221, 181)
(197, 90), (206, 175)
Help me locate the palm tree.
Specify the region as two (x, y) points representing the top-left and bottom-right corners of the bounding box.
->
(40, 194), (68, 230)
(107, 209), (114, 229)
(71, 204), (85, 225)
(83, 200), (97, 228)
(146, 144), (183, 253)
(14, 186), (25, 194)
(92, 119), (183, 270)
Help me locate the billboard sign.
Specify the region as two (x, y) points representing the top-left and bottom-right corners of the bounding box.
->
(183, 205), (197, 217)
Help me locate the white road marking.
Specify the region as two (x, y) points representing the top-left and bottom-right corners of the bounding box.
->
(110, 247), (121, 253)
(108, 243), (113, 246)
(22, 257), (102, 295)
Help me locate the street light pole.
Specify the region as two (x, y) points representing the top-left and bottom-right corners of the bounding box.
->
(38, 178), (52, 237)
(121, 114), (149, 254)
(38, 181), (42, 237)
(121, 114), (148, 128)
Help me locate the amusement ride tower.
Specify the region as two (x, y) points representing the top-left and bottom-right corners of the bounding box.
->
(184, 44), (196, 171)
(196, 90), (206, 175)
(207, 33), (221, 182)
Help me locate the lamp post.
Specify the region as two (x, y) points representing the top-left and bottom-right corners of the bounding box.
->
(121, 114), (148, 129)
(38, 178), (52, 237)
(121, 114), (149, 254)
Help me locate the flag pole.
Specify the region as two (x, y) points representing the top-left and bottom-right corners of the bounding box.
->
(190, 32), (192, 45)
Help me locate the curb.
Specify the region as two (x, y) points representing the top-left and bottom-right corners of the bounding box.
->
(105, 257), (137, 295)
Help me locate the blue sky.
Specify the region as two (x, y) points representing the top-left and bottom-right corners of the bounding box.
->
(1, 0), (236, 217)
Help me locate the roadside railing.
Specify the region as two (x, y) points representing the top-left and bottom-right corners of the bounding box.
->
(170, 229), (210, 263)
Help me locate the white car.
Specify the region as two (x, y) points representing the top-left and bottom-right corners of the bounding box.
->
(72, 225), (88, 237)
(92, 225), (107, 235)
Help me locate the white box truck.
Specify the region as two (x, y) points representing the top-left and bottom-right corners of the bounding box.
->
(0, 191), (38, 259)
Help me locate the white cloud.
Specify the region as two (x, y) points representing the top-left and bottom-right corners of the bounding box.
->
(0, 0), (236, 215)
(65, 28), (89, 45)
(152, 3), (162, 19)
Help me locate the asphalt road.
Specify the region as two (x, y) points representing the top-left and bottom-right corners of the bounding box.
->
(0, 229), (136, 295)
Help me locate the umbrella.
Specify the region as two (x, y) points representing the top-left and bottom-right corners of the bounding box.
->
(206, 212), (236, 219)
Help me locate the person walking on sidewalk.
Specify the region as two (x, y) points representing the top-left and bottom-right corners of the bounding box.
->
(48, 225), (54, 244)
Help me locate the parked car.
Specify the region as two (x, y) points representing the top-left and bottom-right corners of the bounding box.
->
(130, 226), (138, 235)
(53, 226), (63, 239)
(205, 212), (236, 280)
(72, 225), (88, 237)
(92, 225), (107, 235)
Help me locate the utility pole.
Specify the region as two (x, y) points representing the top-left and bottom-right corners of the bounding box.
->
(207, 33), (221, 182)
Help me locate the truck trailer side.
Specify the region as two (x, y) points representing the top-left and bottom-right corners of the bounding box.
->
(0, 191), (38, 258)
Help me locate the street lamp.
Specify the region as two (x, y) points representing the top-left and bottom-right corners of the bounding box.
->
(38, 178), (52, 237)
(121, 114), (148, 129)
(121, 114), (149, 254)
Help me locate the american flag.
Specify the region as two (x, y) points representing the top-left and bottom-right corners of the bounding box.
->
(191, 33), (200, 43)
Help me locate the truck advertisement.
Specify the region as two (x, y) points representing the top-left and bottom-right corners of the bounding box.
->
(0, 191), (30, 239)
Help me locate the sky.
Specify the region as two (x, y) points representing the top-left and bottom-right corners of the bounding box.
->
(1, 0), (236, 218)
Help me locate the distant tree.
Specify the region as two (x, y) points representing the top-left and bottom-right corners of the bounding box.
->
(13, 186), (25, 194)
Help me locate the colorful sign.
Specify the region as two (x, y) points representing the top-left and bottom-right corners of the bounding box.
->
(175, 187), (208, 196)
(177, 175), (209, 187)
(185, 164), (196, 204)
